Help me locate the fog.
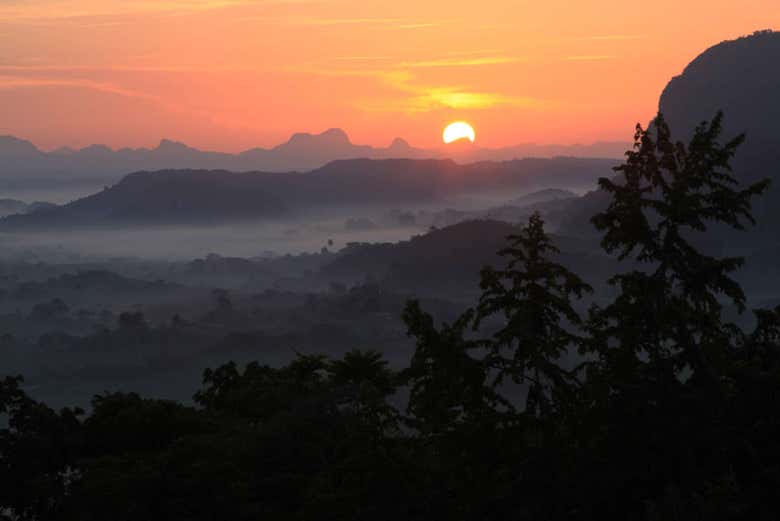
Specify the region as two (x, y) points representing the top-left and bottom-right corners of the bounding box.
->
(0, 220), (423, 261)
(0, 185), (579, 261)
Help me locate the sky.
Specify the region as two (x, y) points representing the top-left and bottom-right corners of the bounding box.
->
(0, 0), (778, 151)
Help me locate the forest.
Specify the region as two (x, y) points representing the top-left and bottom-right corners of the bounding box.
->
(1, 113), (778, 520)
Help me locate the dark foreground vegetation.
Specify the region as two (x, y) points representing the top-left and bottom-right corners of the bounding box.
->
(2, 114), (780, 520)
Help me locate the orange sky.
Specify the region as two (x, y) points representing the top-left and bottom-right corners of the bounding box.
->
(0, 0), (778, 151)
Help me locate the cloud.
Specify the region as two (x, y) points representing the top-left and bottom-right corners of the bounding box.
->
(230, 15), (457, 29)
(0, 0), (323, 21)
(278, 17), (400, 26)
(292, 56), (542, 114)
(318, 54), (521, 70)
(398, 20), (454, 29)
(0, 75), (161, 102)
(574, 35), (644, 41)
(400, 56), (521, 68)
(409, 88), (541, 111)
(230, 15), (403, 27)
(355, 75), (545, 113)
(563, 55), (616, 61)
(331, 56), (398, 62)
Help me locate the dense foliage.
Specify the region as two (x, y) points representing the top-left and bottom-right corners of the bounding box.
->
(2, 113), (779, 520)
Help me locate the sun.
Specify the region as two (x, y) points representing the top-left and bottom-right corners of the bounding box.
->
(442, 121), (476, 144)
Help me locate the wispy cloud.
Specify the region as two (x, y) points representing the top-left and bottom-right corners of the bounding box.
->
(563, 55), (616, 61)
(331, 56), (398, 62)
(292, 55), (540, 114)
(574, 35), (644, 41)
(230, 15), (402, 26)
(357, 88), (544, 113)
(352, 71), (543, 113)
(0, 0), (324, 21)
(0, 75), (161, 103)
(231, 15), (456, 29)
(398, 20), (454, 29)
(282, 17), (400, 26)
(410, 88), (541, 111)
(400, 56), (521, 68)
(0, 64), (242, 73)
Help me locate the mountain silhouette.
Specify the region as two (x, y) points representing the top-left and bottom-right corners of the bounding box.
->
(562, 30), (780, 242)
(0, 128), (629, 186)
(320, 219), (611, 296)
(0, 157), (617, 229)
(0, 136), (42, 158)
(659, 30), (780, 242)
(283, 128), (352, 149)
(388, 137), (411, 150)
(660, 30), (780, 149)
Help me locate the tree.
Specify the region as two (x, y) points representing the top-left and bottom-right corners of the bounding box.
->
(590, 112), (769, 380)
(475, 212), (592, 418)
(327, 349), (398, 433)
(577, 112), (772, 518)
(402, 301), (502, 436)
(0, 376), (83, 521)
(117, 311), (148, 331)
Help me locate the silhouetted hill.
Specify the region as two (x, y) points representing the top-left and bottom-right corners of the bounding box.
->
(507, 188), (577, 207)
(0, 157), (617, 230)
(0, 198), (59, 218)
(318, 220), (514, 296)
(659, 30), (780, 243)
(0, 199), (29, 217)
(0, 136), (42, 158)
(0, 171), (288, 228)
(320, 220), (613, 296)
(11, 270), (179, 301)
(425, 188), (579, 228)
(562, 30), (780, 243)
(660, 30), (780, 148)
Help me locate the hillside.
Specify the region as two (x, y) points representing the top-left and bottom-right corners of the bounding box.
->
(561, 30), (780, 243)
(0, 157), (617, 230)
(659, 30), (780, 150)
(319, 219), (613, 297)
(0, 171), (289, 228)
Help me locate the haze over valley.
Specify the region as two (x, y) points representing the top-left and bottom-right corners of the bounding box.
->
(1, 4), (780, 515)
(3, 31), (780, 404)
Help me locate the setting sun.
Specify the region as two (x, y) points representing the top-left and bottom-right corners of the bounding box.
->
(443, 122), (476, 144)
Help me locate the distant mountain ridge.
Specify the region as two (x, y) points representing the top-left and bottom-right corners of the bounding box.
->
(0, 198), (58, 218)
(0, 157), (618, 230)
(0, 128), (629, 183)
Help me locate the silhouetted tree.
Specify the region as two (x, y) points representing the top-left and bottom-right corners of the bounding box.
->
(328, 349), (398, 433)
(402, 301), (502, 436)
(117, 311), (147, 331)
(475, 212), (592, 418)
(0, 376), (83, 521)
(576, 113), (773, 517)
(591, 112), (769, 379)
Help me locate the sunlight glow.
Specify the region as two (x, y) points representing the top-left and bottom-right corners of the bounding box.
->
(442, 121), (476, 144)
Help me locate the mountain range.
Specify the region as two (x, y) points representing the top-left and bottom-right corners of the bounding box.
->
(0, 158), (617, 229)
(0, 128), (629, 183)
(4, 31), (779, 241)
